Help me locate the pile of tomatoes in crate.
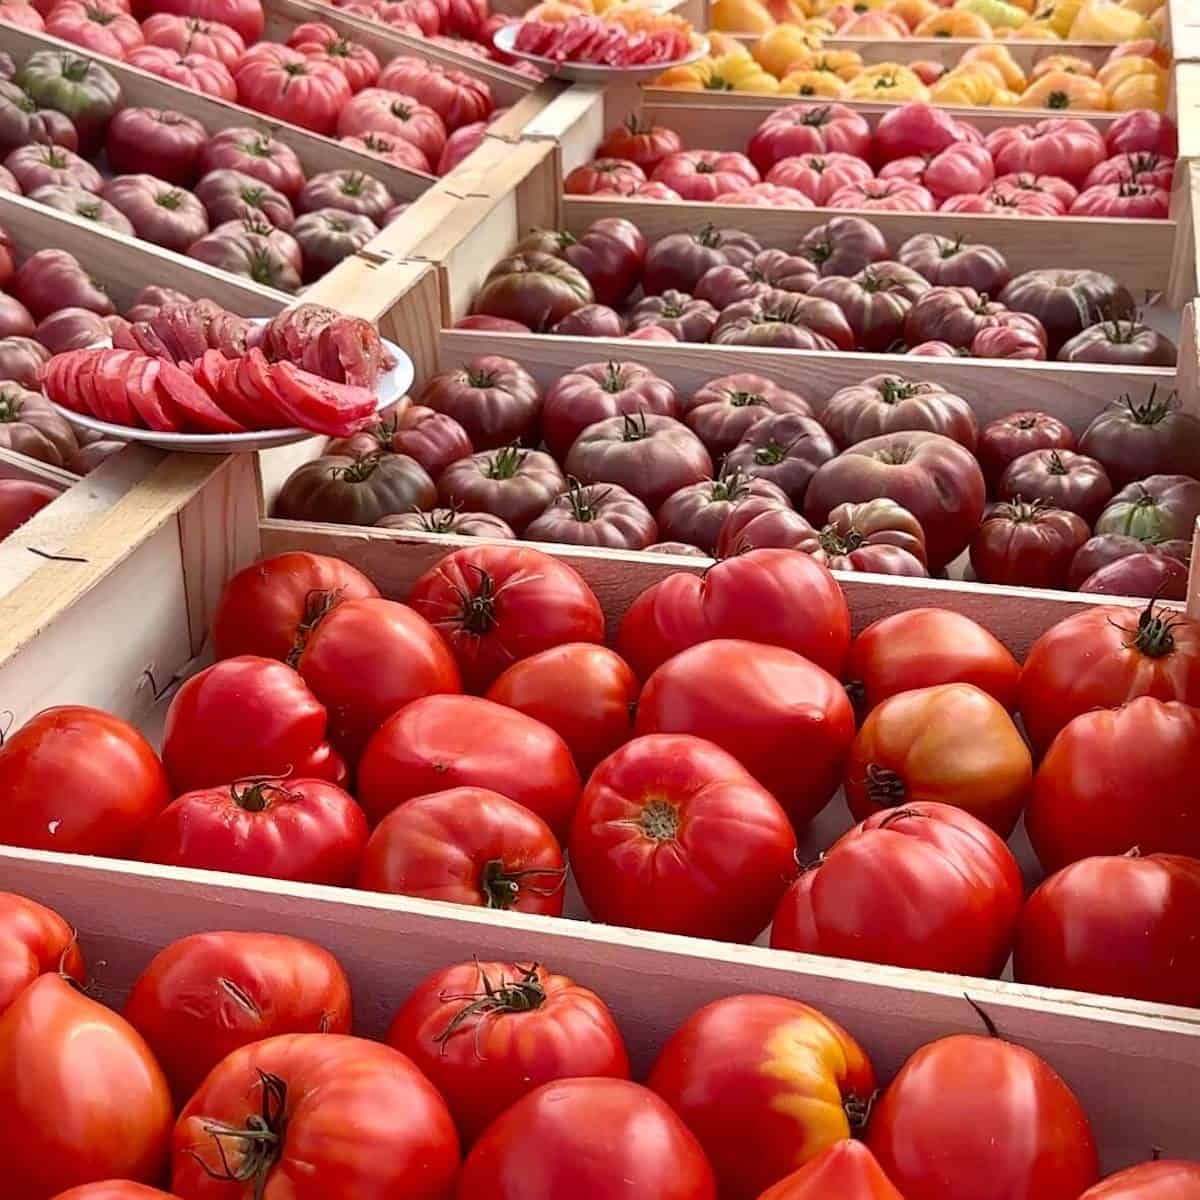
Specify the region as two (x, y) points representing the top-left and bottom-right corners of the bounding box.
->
(6, 891), (1198, 1200)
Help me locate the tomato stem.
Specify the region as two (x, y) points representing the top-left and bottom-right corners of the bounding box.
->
(864, 763), (906, 806)
(191, 1069), (287, 1200)
(480, 859), (567, 909)
(639, 798), (679, 841)
(434, 962), (547, 1053)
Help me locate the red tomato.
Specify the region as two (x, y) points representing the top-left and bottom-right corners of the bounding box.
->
(151, 0), (263, 43)
(0, 706), (169, 856)
(386, 960), (630, 1143)
(986, 118), (1106, 188)
(49, 1184), (177, 1199)
(357, 694), (580, 838)
(1079, 1161), (1200, 1198)
(212, 551), (380, 663)
(457, 1077), (715, 1200)
(569, 733), (797, 941)
(162, 656), (344, 794)
(234, 45), (352, 135)
(866, 1033), (1099, 1200)
(874, 103), (973, 164)
(845, 608), (1021, 714)
(772, 801), (1023, 975)
(406, 545), (604, 693)
(1027, 697), (1200, 870)
(0, 891), (85, 1014)
(616, 548), (850, 680)
(485, 643), (638, 776)
(636, 639), (855, 829)
(1017, 599), (1200, 754)
(171, 1034), (460, 1199)
(747, 103), (871, 174)
(758, 1141), (905, 1200)
(0, 478), (58, 539)
(123, 930), (352, 1105)
(1014, 851), (1200, 1005)
(138, 776), (368, 885)
(648, 994), (876, 1200)
(0, 975), (173, 1196)
(357, 787), (566, 915)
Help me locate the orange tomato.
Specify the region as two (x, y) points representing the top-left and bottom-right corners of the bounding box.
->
(886, 0), (937, 29)
(1019, 69), (1109, 109)
(778, 45), (862, 80)
(780, 69), (846, 95)
(751, 24), (820, 77)
(845, 63), (930, 100)
(961, 43), (1027, 90)
(915, 8), (992, 34)
(711, 0), (775, 31)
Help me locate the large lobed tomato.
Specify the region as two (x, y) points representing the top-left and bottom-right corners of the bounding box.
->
(873, 103), (977, 164)
(420, 355), (540, 450)
(820, 374), (977, 450)
(106, 108), (208, 187)
(569, 733), (797, 942)
(151, 0), (264, 44)
(0, 892), (85, 1014)
(772, 801), (1023, 977)
(235, 46), (352, 136)
(437, 447), (564, 534)
(649, 994), (876, 1200)
(457, 1077), (715, 1200)
(759, 1141), (904, 1200)
(386, 960), (629, 1143)
(123, 930), (352, 1104)
(985, 118), (1107, 188)
(1078, 386), (1200, 489)
(0, 975), (173, 1197)
(969, 500), (1090, 590)
(172, 1033), (460, 1199)
(651, 150), (759, 202)
(141, 13), (246, 67)
(519, 218), (646, 310)
(199, 127), (305, 198)
(377, 56), (493, 131)
(45, 1), (144, 60)
(597, 116), (683, 172)
(748, 103), (871, 174)
(0, 706), (168, 857)
(899, 232), (1011, 294)
(998, 449), (1113, 524)
(680, 372), (813, 460)
(337, 88), (447, 170)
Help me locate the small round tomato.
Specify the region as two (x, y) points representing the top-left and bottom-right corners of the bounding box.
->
(172, 1034), (461, 1200)
(212, 551), (380, 663)
(162, 656), (344, 794)
(1078, 1161), (1200, 1199)
(356, 694), (580, 839)
(1027, 697), (1200, 871)
(0, 706), (169, 857)
(406, 545), (604, 693)
(357, 787), (565, 915)
(648, 994), (876, 1200)
(846, 683), (1032, 837)
(977, 410), (1076, 492)
(386, 960), (630, 1144)
(636, 639), (855, 830)
(457, 1077), (715, 1200)
(138, 776), (368, 886)
(485, 644), (638, 777)
(569, 733), (797, 942)
(123, 930), (352, 1104)
(772, 802), (1022, 977)
(866, 1033), (1099, 1200)
(1017, 598), (1200, 754)
(0, 892), (85, 1014)
(759, 1141), (905, 1200)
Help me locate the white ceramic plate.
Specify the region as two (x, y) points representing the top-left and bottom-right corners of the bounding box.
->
(52, 320), (413, 453)
(493, 23), (707, 83)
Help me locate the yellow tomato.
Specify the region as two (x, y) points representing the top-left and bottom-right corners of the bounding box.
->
(1018, 69), (1109, 108)
(1006, 19), (1060, 36)
(960, 43), (1027, 90)
(1108, 69), (1167, 109)
(779, 46), (862, 78)
(886, 0), (937, 29)
(1030, 53), (1096, 80)
(779, 68), (847, 94)
(1122, 0), (1162, 15)
(992, 87), (1020, 104)
(1069, 0), (1153, 41)
(752, 24), (820, 76)
(1030, 0), (1080, 35)
(711, 0), (775, 33)
(802, 15), (837, 32)
(956, 0), (1029, 28)
(845, 64), (930, 100)
(707, 31), (754, 56)
(765, 0), (815, 22)
(914, 8), (993, 34)
(657, 52), (779, 89)
(930, 67), (998, 104)
(1096, 54), (1162, 88)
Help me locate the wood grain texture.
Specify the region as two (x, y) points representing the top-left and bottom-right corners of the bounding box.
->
(518, 82), (608, 176)
(2, 847), (1197, 1175)
(0, 447), (77, 490)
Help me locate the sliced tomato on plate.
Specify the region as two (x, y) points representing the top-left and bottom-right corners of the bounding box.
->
(76, 352), (110, 422)
(269, 361), (377, 436)
(126, 356), (184, 432)
(157, 360), (246, 433)
(234, 349), (287, 430)
(94, 350), (143, 427)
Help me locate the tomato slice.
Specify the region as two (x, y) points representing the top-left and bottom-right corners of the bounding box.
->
(76, 352), (111, 421)
(157, 360), (246, 433)
(57, 351), (94, 414)
(127, 357), (184, 432)
(234, 349), (287, 429)
(269, 361), (377, 436)
(94, 350), (145, 427)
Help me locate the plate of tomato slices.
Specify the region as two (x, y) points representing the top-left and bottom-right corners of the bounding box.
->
(494, 22), (707, 82)
(42, 321), (412, 453)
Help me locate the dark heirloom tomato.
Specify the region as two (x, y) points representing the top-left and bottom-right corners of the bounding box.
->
(643, 226), (761, 296)
(293, 209), (379, 281)
(4, 143), (99, 193)
(1018, 599), (1200, 755)
(808, 268), (912, 352)
(298, 169), (392, 224)
(1078, 386), (1200, 488)
(17, 49), (122, 155)
(458, 1077), (714, 1200)
(1028, 698), (1200, 870)
(276, 454), (436, 527)
(519, 217), (646, 309)
(213, 550), (379, 663)
(526, 479), (658, 550)
(1079, 552), (1188, 599)
(472, 252), (592, 331)
(680, 372), (812, 460)
(772, 801), (1022, 976)
(627, 290), (718, 343)
(867, 1033), (1099, 1200)
(358, 788), (565, 914)
(196, 168), (295, 227)
(387, 961), (629, 1143)
(648, 994), (875, 1200)
(551, 303), (622, 337)
(759, 1142), (904, 1200)
(1095, 475), (1200, 544)
(815, 498), (928, 574)
(1059, 317), (1176, 367)
(101, 174), (210, 253)
(172, 1034), (460, 1200)
(565, 413), (713, 511)
(797, 215), (888, 277)
(0, 706), (168, 856)
(570, 733), (796, 941)
(541, 360), (676, 460)
(822, 375), (977, 451)
(978, 409), (1075, 492)
(357, 695), (580, 836)
(0, 384), (77, 466)
(846, 682), (1032, 836)
(1067, 533), (1189, 591)
(406, 543), (603, 694)
(0, 337), (48, 390)
(805, 431), (986, 571)
(971, 323), (1047, 361)
(905, 286), (1045, 352)
(35, 307), (108, 355)
(1014, 851), (1200, 1005)
(716, 496), (819, 557)
(0, 976), (173, 1197)
(123, 930), (352, 1104)
(188, 226), (301, 291)
(0, 892), (84, 1013)
(712, 291), (849, 352)
(898, 232), (1011, 293)
(378, 509), (514, 539)
(0, 80), (78, 157)
(999, 268), (1133, 354)
(437, 445), (565, 533)
(0, 293), (33, 339)
(1079, 1161), (1200, 1199)
(998, 448), (1112, 523)
(31, 185), (134, 235)
(598, 116), (682, 171)
(747, 103), (871, 174)
(722, 412), (837, 506)
(162, 656), (344, 794)
(656, 472), (788, 555)
(420, 355), (540, 450)
(199, 127), (306, 198)
(970, 499), (1090, 589)
(637, 638), (855, 829)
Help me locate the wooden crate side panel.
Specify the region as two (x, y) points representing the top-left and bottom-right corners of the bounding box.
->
(516, 82), (608, 176)
(3, 849), (1197, 1174)
(0, 447), (77, 490)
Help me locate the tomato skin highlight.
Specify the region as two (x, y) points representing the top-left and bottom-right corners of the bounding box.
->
(757, 1140), (906, 1200)
(648, 993), (876, 1200)
(0, 891), (86, 1014)
(386, 960), (630, 1144)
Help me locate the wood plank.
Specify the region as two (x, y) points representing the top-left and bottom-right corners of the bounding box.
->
(515, 82), (608, 175)
(793, 37), (1122, 72)
(0, 447), (77, 490)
